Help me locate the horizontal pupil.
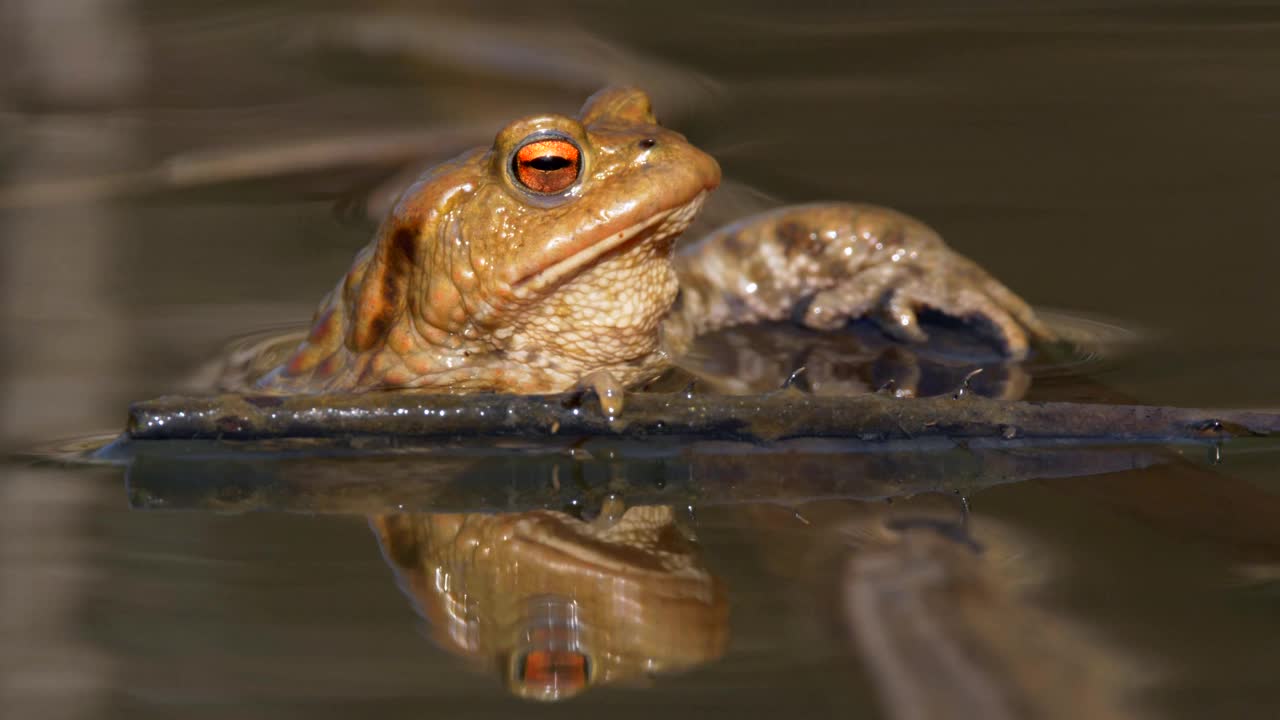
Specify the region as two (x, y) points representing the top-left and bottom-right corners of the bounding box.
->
(524, 155), (573, 172)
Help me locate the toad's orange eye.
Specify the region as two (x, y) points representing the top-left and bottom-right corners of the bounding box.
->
(512, 137), (581, 194)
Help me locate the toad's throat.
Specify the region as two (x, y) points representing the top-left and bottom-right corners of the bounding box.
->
(514, 191), (708, 293)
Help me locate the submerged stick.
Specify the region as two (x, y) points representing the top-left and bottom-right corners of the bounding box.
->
(125, 390), (1278, 444)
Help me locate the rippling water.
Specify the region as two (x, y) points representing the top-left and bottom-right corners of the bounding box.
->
(4, 2), (1280, 718)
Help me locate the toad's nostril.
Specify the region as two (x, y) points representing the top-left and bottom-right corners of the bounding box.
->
(638, 138), (657, 150)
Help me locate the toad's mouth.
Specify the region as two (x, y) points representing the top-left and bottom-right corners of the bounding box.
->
(513, 190), (708, 294)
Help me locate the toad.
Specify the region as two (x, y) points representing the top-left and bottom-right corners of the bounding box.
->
(248, 87), (1053, 407)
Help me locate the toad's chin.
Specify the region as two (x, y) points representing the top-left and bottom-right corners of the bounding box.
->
(513, 190), (708, 297)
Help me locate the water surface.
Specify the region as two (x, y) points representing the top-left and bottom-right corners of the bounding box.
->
(4, 2), (1280, 718)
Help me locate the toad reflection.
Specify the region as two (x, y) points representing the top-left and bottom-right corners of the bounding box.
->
(371, 500), (728, 701)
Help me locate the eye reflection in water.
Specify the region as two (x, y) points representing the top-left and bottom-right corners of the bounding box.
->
(370, 500), (728, 701)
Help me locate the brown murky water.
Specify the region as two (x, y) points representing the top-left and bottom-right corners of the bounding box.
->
(4, 2), (1280, 718)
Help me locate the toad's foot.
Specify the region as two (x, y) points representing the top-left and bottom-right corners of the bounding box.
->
(669, 203), (1055, 360)
(803, 249), (1046, 358)
(576, 369), (626, 419)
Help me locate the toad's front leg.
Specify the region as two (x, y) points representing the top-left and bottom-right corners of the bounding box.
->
(668, 203), (1054, 358)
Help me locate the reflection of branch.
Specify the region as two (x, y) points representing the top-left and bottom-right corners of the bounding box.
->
(118, 443), (1165, 514)
(125, 390), (1278, 444)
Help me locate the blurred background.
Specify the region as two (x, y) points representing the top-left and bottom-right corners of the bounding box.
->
(2, 1), (1280, 718)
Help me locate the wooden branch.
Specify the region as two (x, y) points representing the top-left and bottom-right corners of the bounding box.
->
(101, 390), (1273, 513)
(125, 390), (1279, 444)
